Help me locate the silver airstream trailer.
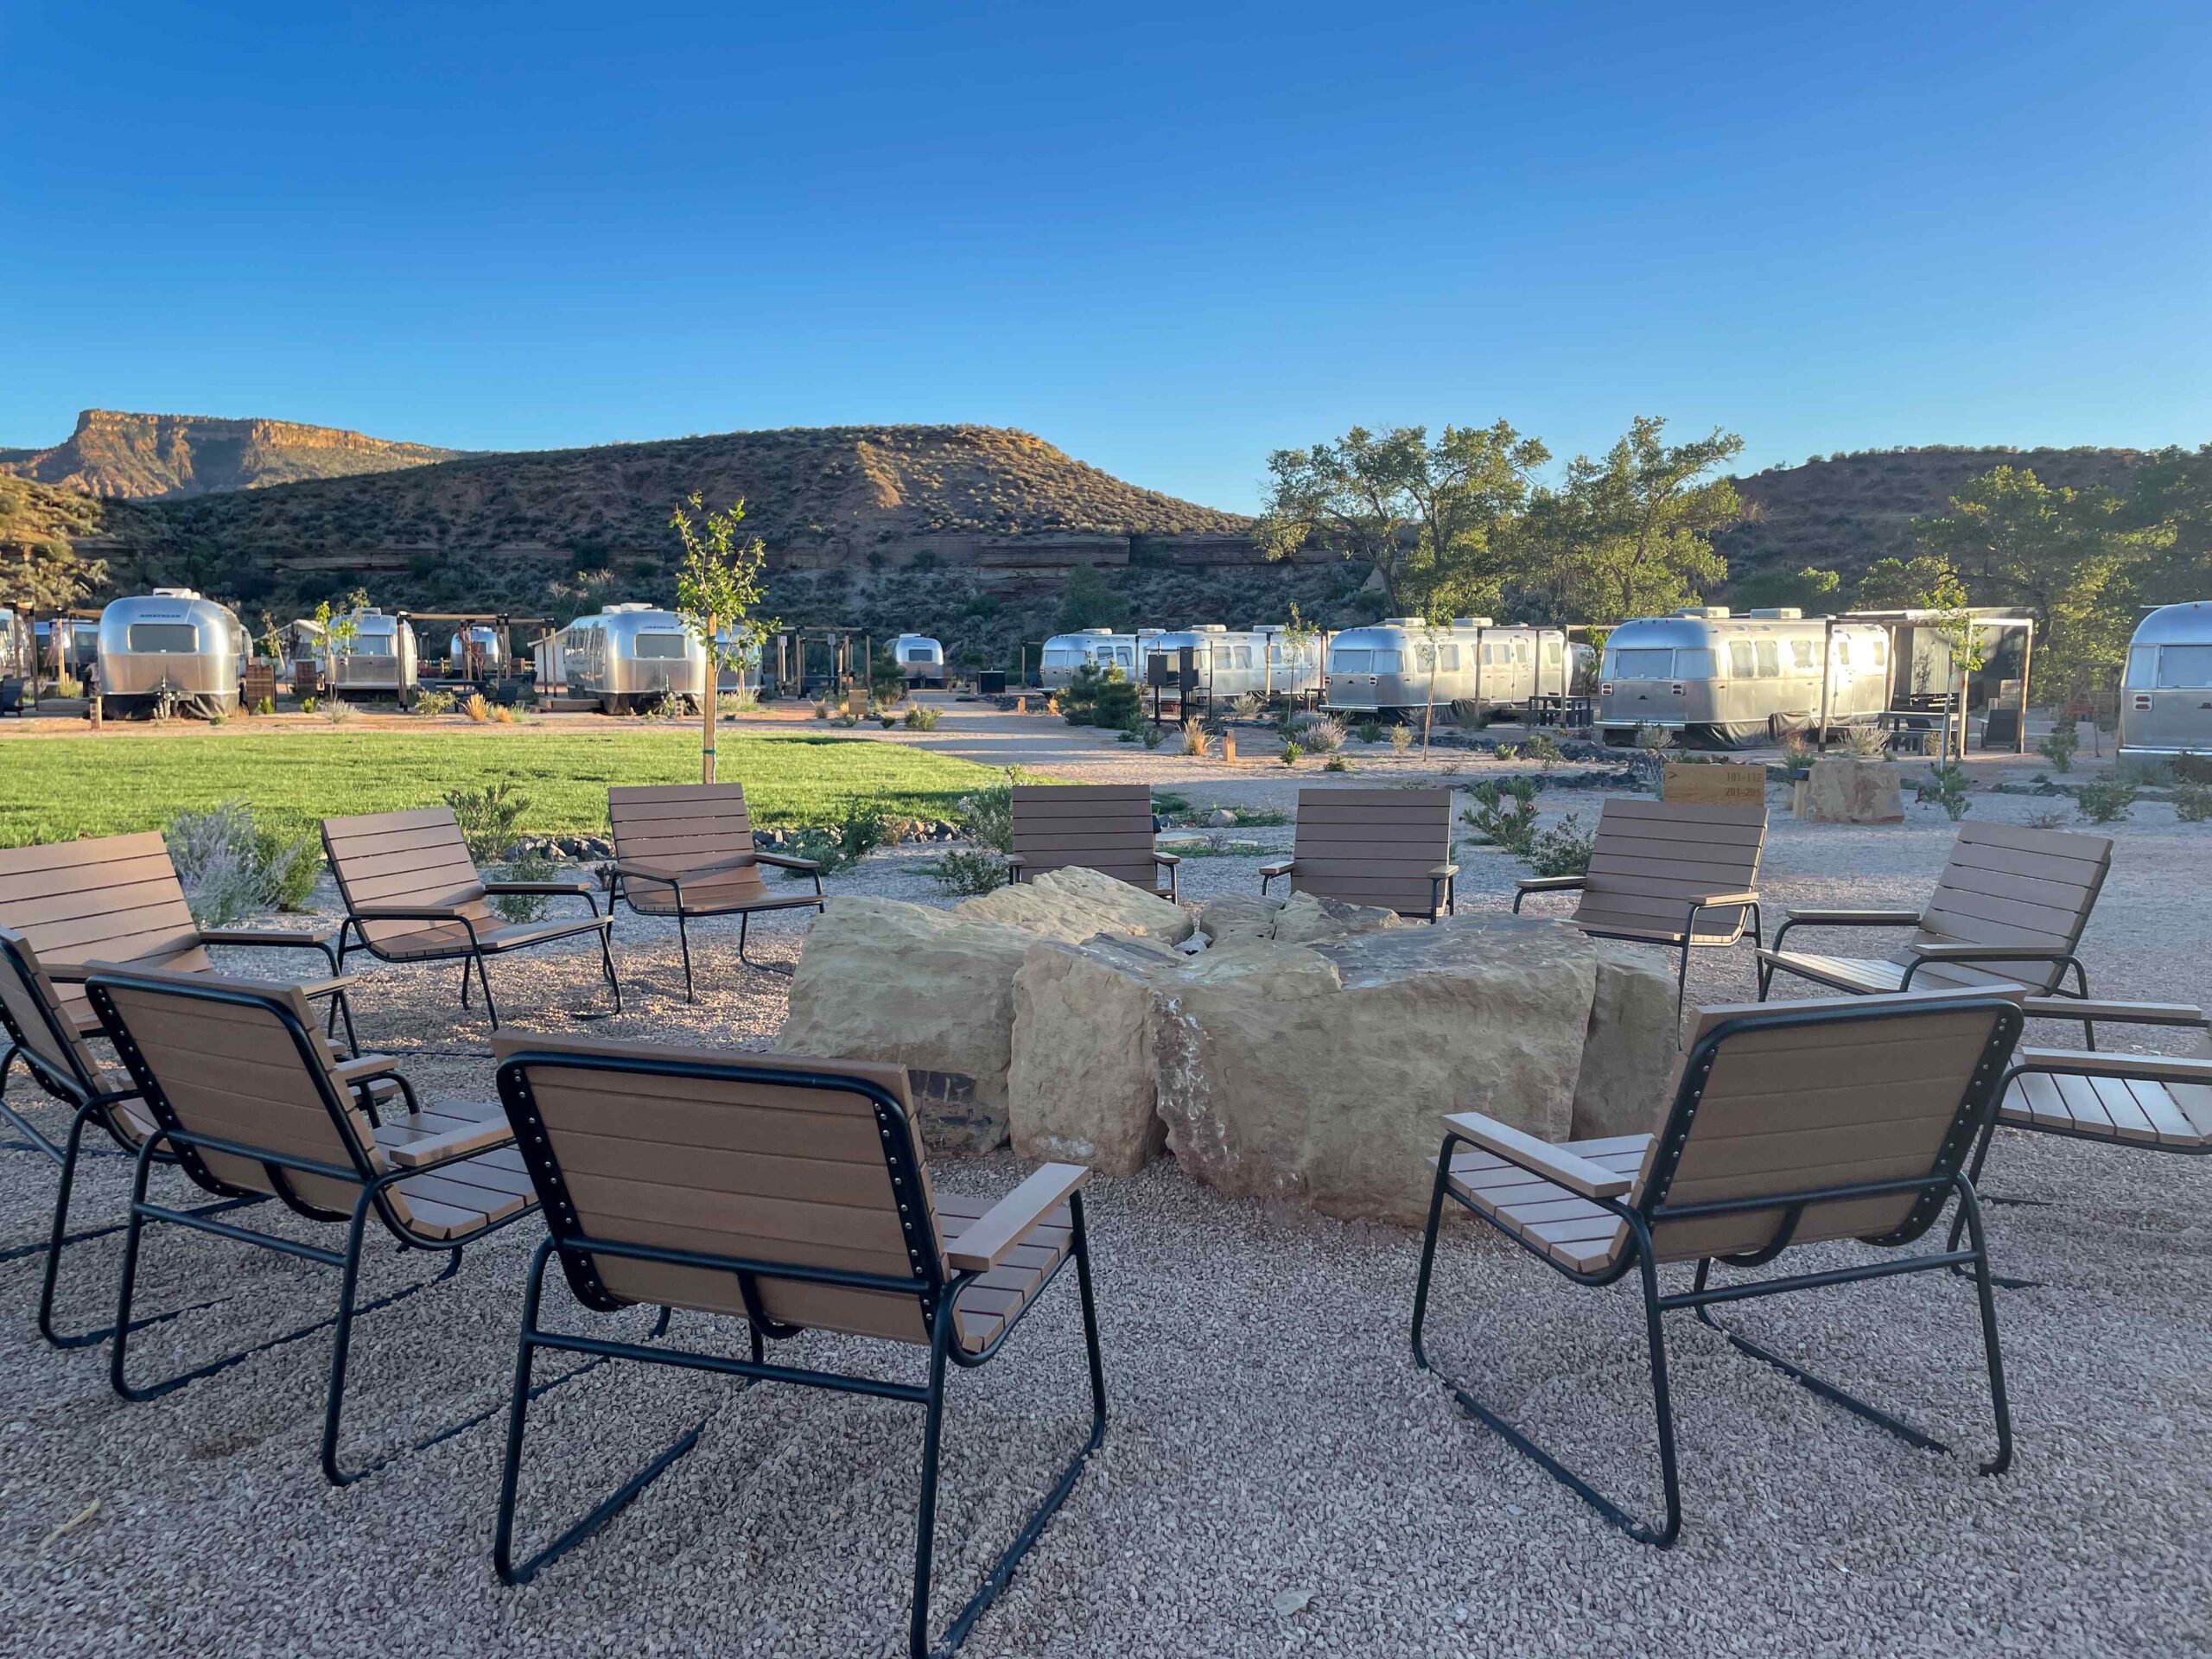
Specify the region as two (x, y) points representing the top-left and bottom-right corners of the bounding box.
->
(1039, 628), (1139, 689)
(323, 609), (420, 701)
(1595, 607), (1890, 747)
(96, 588), (246, 719)
(2120, 601), (2212, 778)
(1322, 619), (1574, 718)
(448, 624), (508, 680)
(29, 616), (100, 681)
(0, 609), (32, 680)
(558, 604), (708, 713)
(890, 632), (947, 688)
(1138, 625), (1316, 705)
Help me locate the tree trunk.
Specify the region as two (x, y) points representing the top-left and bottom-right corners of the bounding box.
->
(702, 611), (718, 783)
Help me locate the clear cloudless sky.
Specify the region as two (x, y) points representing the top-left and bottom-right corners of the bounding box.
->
(2, 1), (2206, 510)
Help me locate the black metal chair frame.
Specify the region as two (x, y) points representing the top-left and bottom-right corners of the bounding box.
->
(1260, 863), (1456, 922)
(607, 855), (823, 1001)
(329, 880), (620, 1030)
(86, 971), (541, 1484)
(1758, 912), (2092, 1039)
(1409, 998), (2023, 1548)
(491, 1049), (1108, 1659)
(1513, 887), (1764, 1018)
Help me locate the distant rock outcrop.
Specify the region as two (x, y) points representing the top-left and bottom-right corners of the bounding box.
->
(1, 409), (461, 499)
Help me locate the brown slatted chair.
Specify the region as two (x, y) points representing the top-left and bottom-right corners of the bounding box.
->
(1758, 822), (2112, 1013)
(322, 807), (621, 1028)
(86, 963), (538, 1484)
(1410, 988), (2025, 1547)
(606, 783), (824, 999)
(0, 831), (360, 1158)
(1512, 798), (1768, 1014)
(1258, 786), (1456, 920)
(1007, 783), (1179, 899)
(0, 925), (397, 1349)
(488, 1031), (1106, 1658)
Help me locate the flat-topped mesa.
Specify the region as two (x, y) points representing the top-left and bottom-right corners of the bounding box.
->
(3, 409), (461, 499)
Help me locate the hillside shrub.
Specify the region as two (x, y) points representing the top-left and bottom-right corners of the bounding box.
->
(1463, 779), (1541, 856)
(1527, 811), (1595, 878)
(166, 801), (324, 925)
(2036, 725), (2079, 774)
(2075, 779), (2137, 823)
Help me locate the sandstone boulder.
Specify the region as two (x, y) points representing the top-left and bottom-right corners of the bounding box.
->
(1570, 939), (1679, 1141)
(1032, 866), (1194, 941)
(1196, 891), (1282, 948)
(1151, 914), (1599, 1224)
(779, 896), (1036, 1153)
(1801, 757), (1904, 824)
(954, 865), (1192, 944)
(1269, 891), (1405, 947)
(1008, 933), (1179, 1174)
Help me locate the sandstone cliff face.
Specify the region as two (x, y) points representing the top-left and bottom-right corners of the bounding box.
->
(1, 409), (460, 499)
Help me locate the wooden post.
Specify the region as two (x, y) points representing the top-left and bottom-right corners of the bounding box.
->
(1815, 618), (1834, 753)
(2015, 621), (2032, 754)
(702, 610), (718, 783)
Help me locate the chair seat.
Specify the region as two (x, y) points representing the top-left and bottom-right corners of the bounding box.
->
(623, 879), (823, 919)
(374, 1098), (537, 1240)
(2000, 1071), (2212, 1148)
(371, 913), (608, 961)
(1760, 947), (2050, 997)
(935, 1189), (1074, 1352)
(1440, 1135), (1648, 1274)
(1580, 921), (1743, 950)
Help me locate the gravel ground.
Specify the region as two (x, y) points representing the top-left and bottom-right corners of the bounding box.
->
(3, 777), (2209, 1656)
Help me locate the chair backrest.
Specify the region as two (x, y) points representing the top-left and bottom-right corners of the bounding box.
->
(493, 1032), (952, 1345)
(1010, 784), (1163, 891)
(1287, 787), (1453, 917)
(84, 963), (395, 1220)
(1901, 822), (2113, 993)
(0, 832), (212, 1026)
(321, 808), (491, 950)
(607, 783), (766, 898)
(1632, 988), (2022, 1264)
(1578, 798), (1768, 943)
(0, 925), (106, 1103)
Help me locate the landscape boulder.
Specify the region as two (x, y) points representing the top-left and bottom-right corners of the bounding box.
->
(1008, 933), (1179, 1174)
(1801, 757), (1904, 824)
(954, 865), (1193, 944)
(1196, 892), (1282, 949)
(1150, 914), (1601, 1224)
(1570, 939), (1679, 1141)
(1269, 891), (1405, 947)
(780, 896), (1038, 1153)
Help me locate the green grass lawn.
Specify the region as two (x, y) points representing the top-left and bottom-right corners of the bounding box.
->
(0, 726), (1014, 845)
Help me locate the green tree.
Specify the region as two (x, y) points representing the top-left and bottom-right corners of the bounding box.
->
(1, 538), (110, 613)
(672, 493), (773, 784)
(1855, 554), (1963, 610)
(2120, 442), (2212, 605)
(1524, 416), (1743, 623)
(1257, 421), (1548, 614)
(1057, 563), (1131, 633)
(1913, 466), (2164, 694)
(1731, 563), (1840, 613)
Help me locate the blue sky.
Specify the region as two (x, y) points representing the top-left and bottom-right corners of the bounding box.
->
(3, 1), (2205, 511)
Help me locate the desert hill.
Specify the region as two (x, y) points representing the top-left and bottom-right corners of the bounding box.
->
(0, 409), (461, 499)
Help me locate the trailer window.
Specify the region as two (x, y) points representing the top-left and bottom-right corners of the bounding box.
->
(125, 623), (199, 652)
(1041, 649), (1077, 669)
(348, 636), (394, 658)
(1833, 639), (1852, 667)
(1515, 639), (1530, 664)
(1543, 639), (1561, 666)
(1755, 639), (1780, 678)
(1675, 649), (1716, 678)
(2154, 645), (2212, 688)
(633, 633), (689, 659)
(903, 647), (932, 664)
(1869, 638), (1886, 667)
(1608, 648), (1675, 678)
(1374, 649), (1402, 673)
(1414, 643), (1434, 672)
(1790, 639), (1816, 671)
(1330, 649), (1372, 674)
(1437, 645), (1459, 671)
(1232, 645), (1254, 670)
(1114, 646), (1133, 668)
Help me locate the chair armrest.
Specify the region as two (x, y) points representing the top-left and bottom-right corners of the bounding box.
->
(381, 1111), (518, 1168)
(2012, 1048), (2212, 1086)
(1005, 851), (1029, 868)
(613, 857), (698, 883)
(350, 904), (468, 922)
(1258, 857), (1295, 877)
(331, 1053), (401, 1087)
(2022, 997), (2204, 1027)
(1515, 875), (1585, 893)
(483, 876), (600, 896)
(944, 1163), (1090, 1273)
(1428, 863), (1459, 880)
(290, 973), (363, 1000)
(1154, 850), (1181, 867)
(1687, 890), (1760, 909)
(1441, 1112), (1631, 1200)
(198, 922), (343, 950)
(1782, 908), (1921, 927)
(755, 852), (821, 872)
(1910, 942), (2073, 963)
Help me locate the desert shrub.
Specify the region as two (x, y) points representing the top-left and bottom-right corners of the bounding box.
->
(1356, 719), (1386, 744)
(1059, 664), (1140, 729)
(1916, 762), (1972, 821)
(720, 688), (759, 717)
(904, 704), (941, 731)
(1323, 756), (1350, 772)
(2171, 754), (2212, 785)
(494, 704), (519, 723)
(166, 800), (324, 925)
(649, 687), (687, 721)
(1782, 728), (1814, 770)
(52, 675), (83, 700)
(463, 692), (492, 722)
(811, 699), (831, 720)
(413, 689), (457, 717)
(207, 709), (227, 728)
(1492, 742), (1521, 761)
(1141, 723), (1164, 749)
(929, 770), (1020, 893)
(868, 652), (906, 705)
(1230, 692), (1267, 721)
(252, 696), (276, 716)
(1294, 714), (1346, 754)
(1632, 722), (1674, 752)
(1389, 725), (1414, 755)
(1152, 791), (1191, 819)
(1452, 699), (1491, 730)
(1841, 723), (1889, 759)
(2036, 725), (2079, 774)
(299, 696), (319, 715)
(1523, 734), (1565, 771)
(1180, 719), (1211, 757)
(1281, 740), (1302, 766)
(2173, 782), (2212, 823)
(2075, 778), (2137, 823)
(785, 806), (887, 877)
(323, 698), (355, 725)
(1463, 778), (1541, 856)
(879, 713), (899, 728)
(1526, 811), (1595, 878)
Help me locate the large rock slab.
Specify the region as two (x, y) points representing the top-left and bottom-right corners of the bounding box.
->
(954, 865), (1193, 944)
(1801, 757), (1904, 824)
(1009, 933), (1179, 1174)
(1197, 891), (1282, 948)
(1151, 914), (1599, 1224)
(1571, 939), (1679, 1141)
(780, 896), (1037, 1153)
(1270, 891), (1405, 947)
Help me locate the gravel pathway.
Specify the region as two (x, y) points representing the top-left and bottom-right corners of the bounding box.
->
(3, 781), (2209, 1656)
